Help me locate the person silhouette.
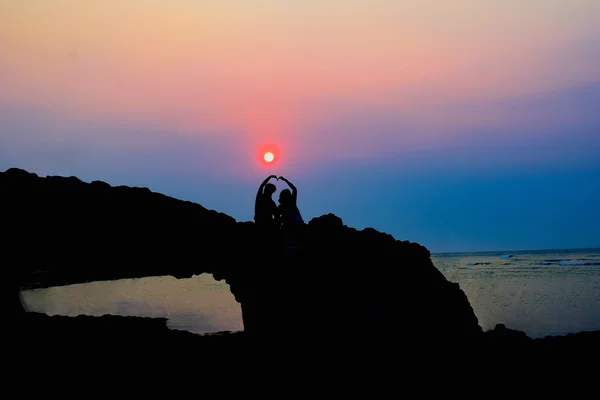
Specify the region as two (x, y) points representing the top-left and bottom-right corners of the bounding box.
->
(254, 175), (280, 233)
(277, 176), (304, 248)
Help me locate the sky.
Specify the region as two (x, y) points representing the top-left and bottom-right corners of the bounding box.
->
(1, 0), (599, 252)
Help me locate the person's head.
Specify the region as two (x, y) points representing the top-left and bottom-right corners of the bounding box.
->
(264, 183), (276, 197)
(279, 188), (292, 205)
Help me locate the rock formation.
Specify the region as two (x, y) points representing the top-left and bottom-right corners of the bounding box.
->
(2, 167), (481, 345)
(3, 167), (599, 393)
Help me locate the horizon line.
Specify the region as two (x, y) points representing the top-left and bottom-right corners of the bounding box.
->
(431, 247), (600, 256)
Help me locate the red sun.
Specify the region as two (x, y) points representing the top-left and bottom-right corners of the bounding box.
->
(258, 144), (280, 166)
(263, 151), (275, 163)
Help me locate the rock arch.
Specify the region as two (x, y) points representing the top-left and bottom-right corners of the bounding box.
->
(2, 168), (482, 342)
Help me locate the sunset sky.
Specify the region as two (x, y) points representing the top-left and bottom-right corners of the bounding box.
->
(1, 0), (599, 252)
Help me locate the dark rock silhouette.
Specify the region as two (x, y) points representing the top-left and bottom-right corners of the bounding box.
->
(3, 167), (599, 390)
(2, 167), (480, 343)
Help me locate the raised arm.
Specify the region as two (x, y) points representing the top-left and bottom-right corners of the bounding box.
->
(279, 176), (297, 201)
(256, 175), (277, 202)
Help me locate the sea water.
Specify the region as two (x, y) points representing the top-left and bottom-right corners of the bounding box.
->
(21, 274), (245, 334)
(432, 248), (600, 338)
(21, 249), (600, 338)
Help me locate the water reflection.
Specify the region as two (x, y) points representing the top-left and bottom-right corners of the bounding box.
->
(21, 274), (244, 334)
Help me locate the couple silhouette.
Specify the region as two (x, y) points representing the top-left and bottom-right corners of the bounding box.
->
(254, 175), (304, 247)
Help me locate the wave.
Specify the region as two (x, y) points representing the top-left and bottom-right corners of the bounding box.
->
(559, 262), (600, 266)
(540, 258), (600, 265)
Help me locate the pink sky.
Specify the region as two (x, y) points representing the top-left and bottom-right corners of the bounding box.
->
(2, 1), (599, 166)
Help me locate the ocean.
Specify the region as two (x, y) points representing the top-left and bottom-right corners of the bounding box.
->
(21, 248), (600, 339)
(432, 248), (600, 338)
